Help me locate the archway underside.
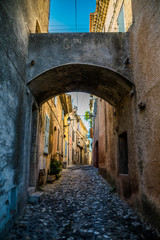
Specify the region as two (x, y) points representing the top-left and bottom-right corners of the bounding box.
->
(27, 64), (134, 106)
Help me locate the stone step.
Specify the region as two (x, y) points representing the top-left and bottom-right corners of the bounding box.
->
(28, 191), (44, 204)
(27, 187), (36, 198)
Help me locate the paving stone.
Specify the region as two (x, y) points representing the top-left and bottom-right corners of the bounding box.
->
(7, 165), (159, 240)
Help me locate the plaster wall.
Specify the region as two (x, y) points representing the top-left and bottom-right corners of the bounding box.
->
(98, 95), (139, 204)
(129, 0), (160, 230)
(92, 99), (99, 167)
(0, 0), (49, 235)
(97, 0), (160, 231)
(104, 0), (132, 32)
(39, 97), (64, 181)
(27, 33), (133, 106)
(63, 114), (70, 165)
(27, 33), (131, 82)
(70, 112), (77, 165)
(98, 99), (107, 167)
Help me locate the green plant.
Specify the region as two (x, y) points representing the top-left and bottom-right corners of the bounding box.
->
(84, 111), (93, 128)
(38, 186), (44, 191)
(49, 158), (62, 178)
(109, 185), (116, 194)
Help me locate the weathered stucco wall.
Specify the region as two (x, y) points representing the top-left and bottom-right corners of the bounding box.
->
(27, 33), (132, 81)
(1, 0), (160, 235)
(129, 0), (160, 230)
(104, 0), (132, 32)
(0, 0), (50, 236)
(98, 0), (160, 232)
(98, 99), (107, 167)
(98, 93), (139, 203)
(38, 96), (64, 184)
(27, 33), (133, 106)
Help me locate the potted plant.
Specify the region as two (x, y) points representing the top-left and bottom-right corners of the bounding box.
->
(47, 157), (62, 183)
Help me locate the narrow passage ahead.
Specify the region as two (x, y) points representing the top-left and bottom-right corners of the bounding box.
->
(8, 166), (158, 240)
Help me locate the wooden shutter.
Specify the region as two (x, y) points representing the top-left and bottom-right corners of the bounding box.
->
(65, 140), (67, 157)
(44, 114), (50, 154)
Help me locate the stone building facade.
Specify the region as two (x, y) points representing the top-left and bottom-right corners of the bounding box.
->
(91, 0), (160, 232)
(37, 94), (72, 186)
(0, 0), (50, 235)
(76, 117), (89, 165)
(0, 1), (89, 235)
(1, 0), (160, 236)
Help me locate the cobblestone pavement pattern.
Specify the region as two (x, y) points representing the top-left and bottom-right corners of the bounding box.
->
(7, 166), (159, 240)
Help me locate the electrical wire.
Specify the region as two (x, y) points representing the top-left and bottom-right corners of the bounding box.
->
(75, 0), (77, 32)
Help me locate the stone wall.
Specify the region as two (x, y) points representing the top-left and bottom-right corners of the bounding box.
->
(97, 0), (160, 232)
(130, 0), (160, 231)
(0, 0), (50, 236)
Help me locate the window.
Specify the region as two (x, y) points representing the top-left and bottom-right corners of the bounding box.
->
(55, 96), (57, 106)
(94, 99), (97, 115)
(65, 140), (67, 157)
(118, 132), (128, 174)
(72, 149), (74, 161)
(62, 109), (64, 120)
(85, 144), (87, 153)
(105, 104), (107, 152)
(44, 114), (50, 154)
(117, 4), (125, 32)
(57, 128), (60, 151)
(10, 187), (17, 213)
(78, 122), (80, 131)
(72, 130), (74, 142)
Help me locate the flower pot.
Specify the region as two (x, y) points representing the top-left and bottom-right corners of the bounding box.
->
(47, 175), (56, 183)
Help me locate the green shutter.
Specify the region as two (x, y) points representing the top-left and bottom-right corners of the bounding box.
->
(118, 4), (125, 32)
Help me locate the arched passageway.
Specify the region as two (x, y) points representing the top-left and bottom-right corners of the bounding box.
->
(27, 61), (134, 195)
(27, 63), (133, 106)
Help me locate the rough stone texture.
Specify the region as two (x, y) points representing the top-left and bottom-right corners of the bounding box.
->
(7, 166), (159, 240)
(129, 0), (160, 231)
(28, 191), (44, 204)
(91, 0), (160, 233)
(1, 0), (160, 236)
(0, 0), (50, 236)
(27, 33), (133, 106)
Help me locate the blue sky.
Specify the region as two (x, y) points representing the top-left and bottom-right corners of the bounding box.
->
(69, 92), (90, 131)
(49, 0), (96, 32)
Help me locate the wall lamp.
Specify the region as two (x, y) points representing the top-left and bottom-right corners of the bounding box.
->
(64, 116), (78, 127)
(64, 117), (71, 127)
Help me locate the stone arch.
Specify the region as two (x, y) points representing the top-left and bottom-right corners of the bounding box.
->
(27, 63), (134, 106)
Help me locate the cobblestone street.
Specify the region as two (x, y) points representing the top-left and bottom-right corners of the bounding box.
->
(8, 166), (159, 240)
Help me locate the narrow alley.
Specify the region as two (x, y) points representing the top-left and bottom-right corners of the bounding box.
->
(8, 166), (158, 240)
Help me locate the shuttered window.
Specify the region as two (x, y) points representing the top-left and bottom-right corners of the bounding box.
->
(55, 96), (57, 106)
(65, 140), (67, 157)
(44, 114), (50, 154)
(57, 128), (60, 151)
(118, 4), (125, 32)
(62, 109), (64, 120)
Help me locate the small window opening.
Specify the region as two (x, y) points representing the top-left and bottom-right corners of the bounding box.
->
(117, 4), (125, 32)
(10, 187), (17, 214)
(35, 20), (41, 33)
(118, 132), (128, 174)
